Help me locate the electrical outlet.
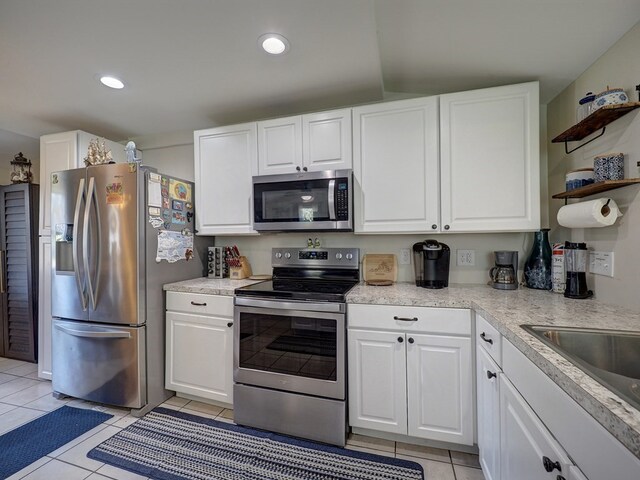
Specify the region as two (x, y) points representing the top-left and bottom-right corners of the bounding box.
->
(589, 251), (614, 277)
(457, 249), (475, 266)
(399, 248), (411, 265)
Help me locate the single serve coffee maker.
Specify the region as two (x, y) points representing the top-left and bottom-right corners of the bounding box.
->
(490, 251), (519, 290)
(564, 242), (593, 299)
(412, 240), (450, 289)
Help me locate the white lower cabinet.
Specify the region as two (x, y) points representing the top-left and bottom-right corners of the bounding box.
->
(476, 345), (501, 480)
(37, 236), (52, 380)
(348, 305), (473, 445)
(165, 292), (234, 404)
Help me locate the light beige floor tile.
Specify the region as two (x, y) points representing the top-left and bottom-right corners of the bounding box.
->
(85, 474), (113, 480)
(0, 401), (18, 415)
(48, 424), (108, 457)
(4, 362), (38, 377)
(24, 394), (71, 412)
(0, 372), (16, 384)
(5, 456), (51, 480)
(218, 408), (234, 420)
(345, 444), (396, 458)
(0, 406), (45, 435)
(451, 450), (481, 468)
(158, 401), (181, 411)
(111, 414), (139, 429)
(213, 416), (234, 424)
(396, 454), (456, 480)
(0, 358), (27, 372)
(454, 464), (486, 480)
(2, 381), (53, 405)
(97, 463), (149, 480)
(346, 433), (395, 453)
(93, 405), (130, 424)
(20, 458), (92, 480)
(181, 400), (224, 416)
(0, 377), (40, 398)
(57, 425), (121, 471)
(163, 396), (190, 407)
(24, 371), (45, 380)
(180, 407), (217, 419)
(395, 442), (450, 462)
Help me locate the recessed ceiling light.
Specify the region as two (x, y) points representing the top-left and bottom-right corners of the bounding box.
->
(259, 33), (290, 55)
(100, 76), (124, 89)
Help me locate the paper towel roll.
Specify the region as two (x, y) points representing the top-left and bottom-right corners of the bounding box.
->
(557, 198), (622, 228)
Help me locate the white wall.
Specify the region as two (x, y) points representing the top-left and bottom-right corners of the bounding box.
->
(142, 144), (194, 182)
(547, 21), (640, 310)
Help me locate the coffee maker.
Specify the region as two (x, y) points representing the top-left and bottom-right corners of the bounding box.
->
(489, 251), (519, 290)
(564, 242), (593, 299)
(412, 240), (450, 289)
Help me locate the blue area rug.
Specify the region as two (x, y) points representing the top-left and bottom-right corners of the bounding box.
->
(0, 405), (112, 478)
(88, 407), (424, 480)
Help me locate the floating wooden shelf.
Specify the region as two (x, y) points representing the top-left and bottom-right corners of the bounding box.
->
(552, 178), (640, 199)
(552, 102), (640, 154)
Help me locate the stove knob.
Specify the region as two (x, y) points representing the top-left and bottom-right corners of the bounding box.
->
(275, 252), (282, 259)
(284, 252), (292, 259)
(335, 253), (343, 260)
(346, 253), (353, 260)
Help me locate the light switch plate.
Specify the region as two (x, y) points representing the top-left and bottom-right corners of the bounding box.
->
(589, 251), (614, 277)
(399, 248), (411, 265)
(457, 249), (475, 266)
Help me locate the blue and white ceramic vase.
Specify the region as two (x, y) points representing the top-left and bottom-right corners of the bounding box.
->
(524, 229), (552, 290)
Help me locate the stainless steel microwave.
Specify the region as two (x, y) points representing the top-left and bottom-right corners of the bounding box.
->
(252, 169), (353, 232)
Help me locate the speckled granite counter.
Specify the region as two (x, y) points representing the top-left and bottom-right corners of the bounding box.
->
(163, 277), (262, 296)
(347, 283), (640, 459)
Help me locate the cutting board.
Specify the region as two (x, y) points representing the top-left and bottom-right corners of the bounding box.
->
(363, 254), (398, 285)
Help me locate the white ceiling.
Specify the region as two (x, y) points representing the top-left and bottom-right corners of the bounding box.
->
(1, 0), (640, 152)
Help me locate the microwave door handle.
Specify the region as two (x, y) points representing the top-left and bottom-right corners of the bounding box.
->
(73, 178), (88, 311)
(83, 176), (101, 311)
(328, 179), (336, 220)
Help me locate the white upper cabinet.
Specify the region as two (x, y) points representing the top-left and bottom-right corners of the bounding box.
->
(257, 109), (352, 175)
(439, 82), (540, 232)
(353, 97), (440, 233)
(194, 123), (258, 235)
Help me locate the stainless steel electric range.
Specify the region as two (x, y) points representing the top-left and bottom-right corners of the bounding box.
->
(233, 247), (360, 446)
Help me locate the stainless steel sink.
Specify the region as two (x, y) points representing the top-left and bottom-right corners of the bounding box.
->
(521, 325), (640, 411)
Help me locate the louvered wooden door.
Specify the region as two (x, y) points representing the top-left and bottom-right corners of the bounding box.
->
(0, 184), (39, 362)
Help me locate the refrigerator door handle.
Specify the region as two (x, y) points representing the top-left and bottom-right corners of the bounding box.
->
(83, 176), (101, 311)
(54, 323), (132, 339)
(73, 178), (88, 311)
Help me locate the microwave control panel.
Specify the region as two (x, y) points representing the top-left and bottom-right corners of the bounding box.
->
(336, 180), (349, 221)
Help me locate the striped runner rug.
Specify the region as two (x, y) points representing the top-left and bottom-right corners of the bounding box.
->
(88, 407), (424, 480)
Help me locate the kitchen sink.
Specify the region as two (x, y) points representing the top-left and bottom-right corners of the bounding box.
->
(521, 325), (640, 411)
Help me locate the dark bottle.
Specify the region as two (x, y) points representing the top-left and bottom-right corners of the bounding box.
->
(524, 229), (552, 290)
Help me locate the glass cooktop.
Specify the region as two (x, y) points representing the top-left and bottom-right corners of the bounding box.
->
(235, 278), (358, 303)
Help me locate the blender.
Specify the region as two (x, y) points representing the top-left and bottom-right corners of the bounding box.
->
(564, 242), (593, 299)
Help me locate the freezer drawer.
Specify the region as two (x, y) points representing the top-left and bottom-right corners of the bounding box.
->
(52, 319), (146, 408)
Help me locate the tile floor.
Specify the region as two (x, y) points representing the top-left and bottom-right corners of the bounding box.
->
(0, 357), (485, 480)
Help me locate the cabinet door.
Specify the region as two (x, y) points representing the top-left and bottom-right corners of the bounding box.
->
(257, 116), (302, 175)
(38, 236), (52, 380)
(500, 375), (572, 480)
(440, 82), (540, 232)
(302, 109), (352, 171)
(194, 124), (258, 235)
(406, 333), (473, 444)
(353, 97), (439, 233)
(166, 311), (233, 404)
(39, 131), (80, 235)
(348, 329), (407, 434)
(477, 345), (501, 480)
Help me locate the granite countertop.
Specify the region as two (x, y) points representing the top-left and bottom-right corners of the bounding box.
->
(347, 283), (640, 459)
(163, 277), (263, 296)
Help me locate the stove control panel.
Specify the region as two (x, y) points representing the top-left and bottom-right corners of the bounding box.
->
(272, 248), (359, 269)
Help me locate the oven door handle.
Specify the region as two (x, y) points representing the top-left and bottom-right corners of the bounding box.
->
(328, 179), (336, 221)
(234, 296), (345, 313)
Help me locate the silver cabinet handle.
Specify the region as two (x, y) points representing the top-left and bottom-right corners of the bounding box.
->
(55, 324), (131, 339)
(73, 178), (87, 311)
(394, 316), (418, 322)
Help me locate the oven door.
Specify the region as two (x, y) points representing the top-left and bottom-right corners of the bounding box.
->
(234, 298), (345, 400)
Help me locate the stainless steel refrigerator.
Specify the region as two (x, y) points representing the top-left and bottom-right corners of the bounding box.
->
(50, 163), (207, 415)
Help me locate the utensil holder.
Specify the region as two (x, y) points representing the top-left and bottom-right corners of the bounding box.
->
(230, 256), (252, 280)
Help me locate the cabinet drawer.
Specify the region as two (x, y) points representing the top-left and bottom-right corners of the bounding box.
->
(348, 304), (470, 335)
(166, 291), (233, 317)
(476, 313), (502, 366)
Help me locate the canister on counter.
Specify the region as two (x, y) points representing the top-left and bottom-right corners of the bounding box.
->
(552, 243), (565, 294)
